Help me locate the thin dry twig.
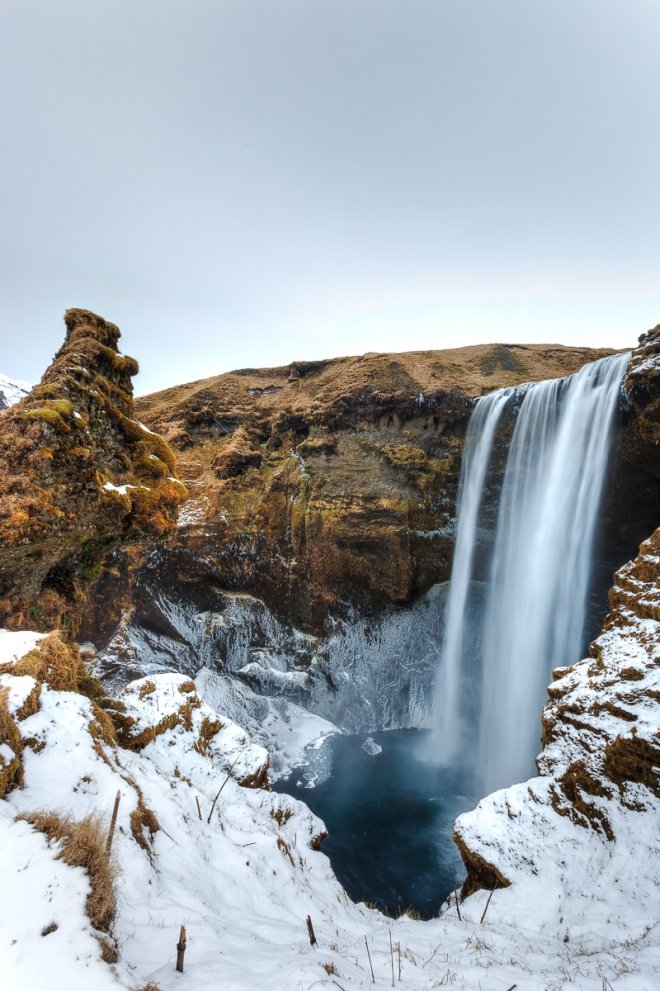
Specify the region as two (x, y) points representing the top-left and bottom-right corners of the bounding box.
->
(451, 867), (462, 922)
(364, 934), (375, 982)
(106, 791), (121, 852)
(480, 888), (495, 925)
(207, 757), (240, 824)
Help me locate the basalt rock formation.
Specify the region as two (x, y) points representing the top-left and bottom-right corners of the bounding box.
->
(0, 309), (187, 636)
(81, 343), (618, 652)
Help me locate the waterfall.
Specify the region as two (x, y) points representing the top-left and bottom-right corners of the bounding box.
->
(435, 387), (513, 765)
(436, 351), (630, 793)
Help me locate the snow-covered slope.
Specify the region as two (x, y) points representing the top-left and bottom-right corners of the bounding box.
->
(3, 629), (660, 990)
(0, 372), (31, 409)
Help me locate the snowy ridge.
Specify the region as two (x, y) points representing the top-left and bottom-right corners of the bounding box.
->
(0, 372), (31, 410)
(2, 630), (660, 988)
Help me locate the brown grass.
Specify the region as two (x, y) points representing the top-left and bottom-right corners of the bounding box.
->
(88, 703), (118, 746)
(16, 681), (42, 721)
(130, 800), (160, 857)
(194, 715), (223, 756)
(18, 809), (118, 931)
(2, 631), (82, 693)
(0, 687), (23, 797)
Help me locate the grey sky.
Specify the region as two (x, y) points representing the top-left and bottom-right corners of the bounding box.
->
(1, 0), (659, 395)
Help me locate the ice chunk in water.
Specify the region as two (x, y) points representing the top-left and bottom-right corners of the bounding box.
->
(361, 737), (382, 756)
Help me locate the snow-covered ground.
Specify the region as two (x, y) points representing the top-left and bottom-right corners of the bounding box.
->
(0, 371), (31, 409)
(2, 628), (660, 990)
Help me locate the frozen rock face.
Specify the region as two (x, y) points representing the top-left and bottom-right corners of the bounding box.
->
(194, 666), (339, 780)
(453, 525), (660, 945)
(84, 577), (448, 737)
(0, 373), (31, 410)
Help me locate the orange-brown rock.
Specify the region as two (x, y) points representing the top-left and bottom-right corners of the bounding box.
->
(0, 309), (187, 635)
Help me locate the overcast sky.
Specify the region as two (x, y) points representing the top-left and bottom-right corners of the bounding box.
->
(1, 0), (659, 395)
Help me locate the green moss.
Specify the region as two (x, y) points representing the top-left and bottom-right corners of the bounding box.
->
(51, 399), (74, 417)
(22, 407), (64, 427)
(78, 536), (115, 580)
(133, 441), (168, 478)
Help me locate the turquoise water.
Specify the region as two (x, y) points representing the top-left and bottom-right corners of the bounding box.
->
(273, 728), (475, 919)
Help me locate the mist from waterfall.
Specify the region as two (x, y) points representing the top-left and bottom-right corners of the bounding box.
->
(436, 351), (630, 793)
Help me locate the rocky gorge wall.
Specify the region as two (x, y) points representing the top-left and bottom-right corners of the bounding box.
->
(78, 331), (660, 737)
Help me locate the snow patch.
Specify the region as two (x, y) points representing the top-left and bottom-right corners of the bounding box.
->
(0, 372), (31, 409)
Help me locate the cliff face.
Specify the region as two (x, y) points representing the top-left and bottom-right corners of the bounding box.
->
(0, 309), (187, 636)
(81, 342), (617, 648)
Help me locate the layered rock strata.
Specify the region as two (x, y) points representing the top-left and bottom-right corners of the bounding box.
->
(0, 309), (187, 635)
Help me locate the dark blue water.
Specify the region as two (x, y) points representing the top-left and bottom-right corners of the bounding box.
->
(273, 729), (475, 919)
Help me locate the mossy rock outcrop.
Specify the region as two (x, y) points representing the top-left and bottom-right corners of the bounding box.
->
(0, 308), (187, 635)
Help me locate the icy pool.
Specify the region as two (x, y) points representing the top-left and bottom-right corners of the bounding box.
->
(273, 728), (475, 918)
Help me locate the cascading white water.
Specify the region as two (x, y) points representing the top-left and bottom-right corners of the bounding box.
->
(436, 351), (630, 793)
(435, 387), (513, 765)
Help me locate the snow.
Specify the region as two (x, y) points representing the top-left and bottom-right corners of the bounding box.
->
(102, 482), (140, 495)
(2, 628), (660, 989)
(0, 372), (31, 409)
(0, 742), (15, 765)
(0, 628), (45, 665)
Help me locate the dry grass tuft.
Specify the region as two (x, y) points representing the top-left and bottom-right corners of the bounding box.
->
(130, 800), (160, 857)
(16, 681), (42, 721)
(88, 703), (117, 746)
(4, 631), (82, 693)
(138, 983), (162, 991)
(277, 835), (296, 867)
(96, 935), (119, 963)
(194, 715), (223, 756)
(18, 809), (118, 932)
(138, 680), (156, 700)
(0, 687), (23, 797)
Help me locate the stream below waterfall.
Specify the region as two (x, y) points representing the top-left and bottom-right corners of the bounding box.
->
(274, 729), (474, 918)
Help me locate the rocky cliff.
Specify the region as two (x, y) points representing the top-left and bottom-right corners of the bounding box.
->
(0, 309), (187, 636)
(80, 343), (619, 653)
